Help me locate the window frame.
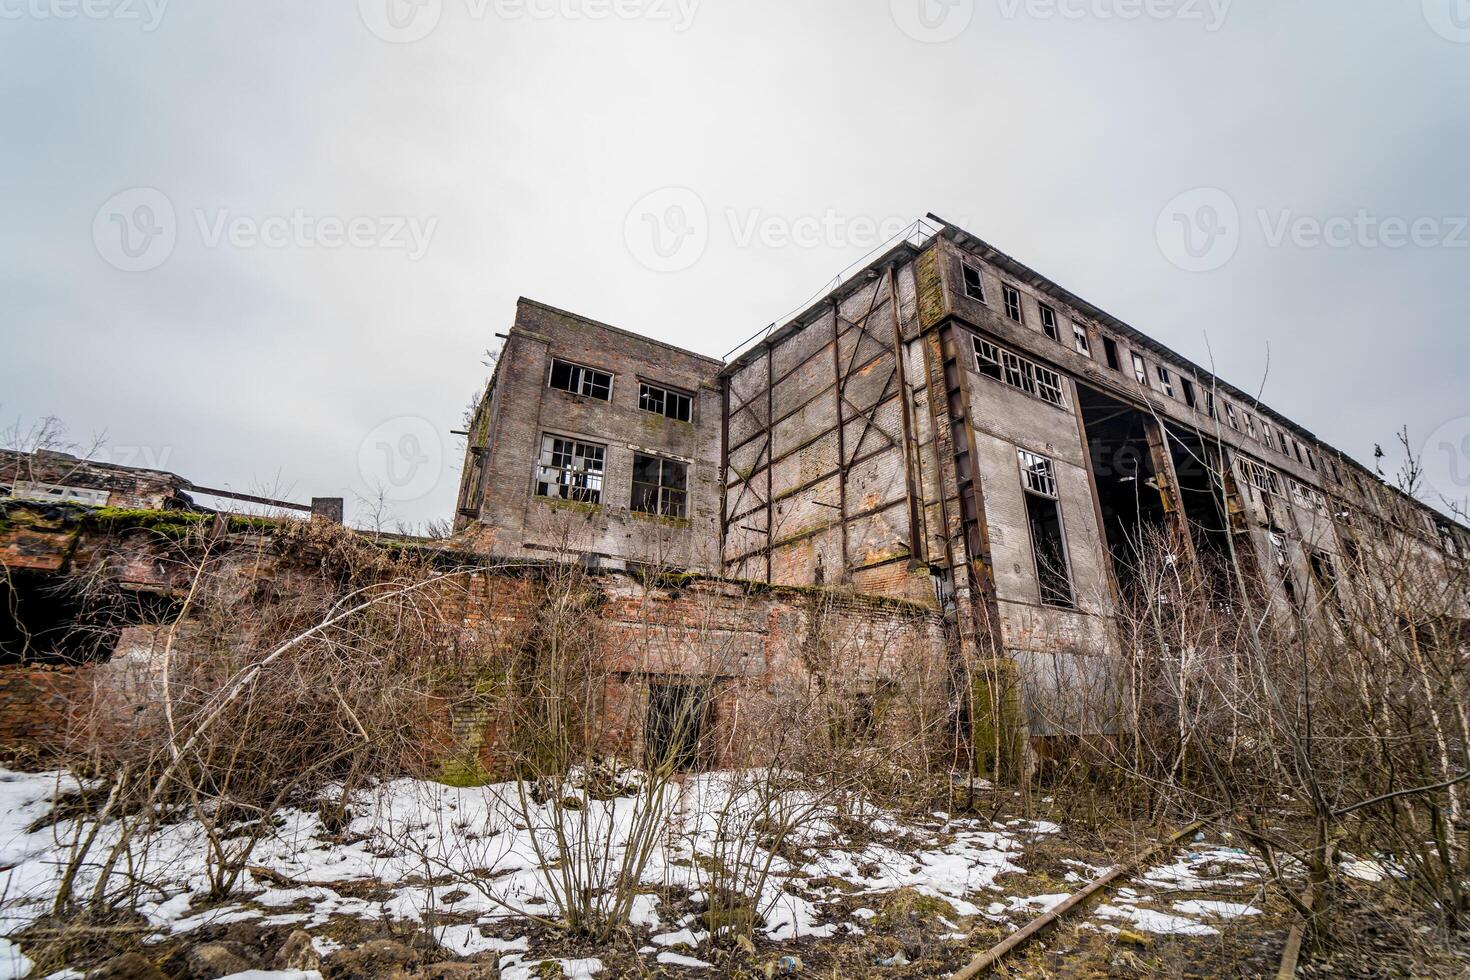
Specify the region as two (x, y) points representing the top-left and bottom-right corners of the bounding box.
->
(971, 334), (1069, 409)
(1155, 365), (1176, 398)
(1039, 303), (1060, 342)
(1073, 324), (1092, 358)
(961, 262), (987, 303)
(1017, 449), (1075, 608)
(1002, 284), (1024, 323)
(1130, 352), (1149, 387)
(534, 433), (607, 504)
(547, 357), (614, 401)
(630, 452), (689, 519)
(638, 381), (694, 423)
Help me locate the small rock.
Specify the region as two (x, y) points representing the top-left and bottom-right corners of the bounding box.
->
(183, 942), (256, 979)
(275, 929), (321, 972)
(87, 952), (167, 980)
(324, 938), (422, 980)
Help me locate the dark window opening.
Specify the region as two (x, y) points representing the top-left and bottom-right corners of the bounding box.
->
(1019, 450), (1074, 608)
(548, 359), (612, 401)
(632, 453), (688, 518)
(1130, 352), (1149, 386)
(1181, 377), (1198, 409)
(535, 435), (605, 503)
(1307, 549), (1347, 626)
(1003, 285), (1024, 323)
(645, 681), (709, 772)
(961, 263), (986, 302)
(1039, 304), (1060, 342)
(638, 382), (693, 423)
(1078, 385), (1173, 596)
(1102, 337), (1121, 371)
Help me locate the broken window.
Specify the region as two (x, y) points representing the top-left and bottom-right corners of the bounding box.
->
(1239, 456), (1280, 499)
(1156, 365), (1176, 398)
(1102, 336), (1121, 370)
(1244, 413), (1258, 439)
(1305, 447), (1318, 472)
(1039, 303), (1060, 342)
(1130, 352), (1149, 386)
(535, 435), (605, 503)
(1003, 285), (1024, 323)
(974, 337), (1003, 381)
(972, 335), (1067, 407)
(1018, 450), (1074, 608)
(1224, 402), (1240, 430)
(548, 358), (613, 401)
(1181, 376), (1198, 409)
(631, 453), (688, 518)
(1292, 440), (1305, 464)
(1073, 325), (1092, 358)
(638, 382), (693, 423)
(1277, 430), (1291, 455)
(962, 262), (986, 302)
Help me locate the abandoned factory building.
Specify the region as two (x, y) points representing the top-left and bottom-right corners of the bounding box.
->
(453, 219), (1469, 674)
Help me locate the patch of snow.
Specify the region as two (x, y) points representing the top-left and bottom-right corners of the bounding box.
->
(651, 928), (701, 947)
(1173, 900), (1261, 919)
(1095, 904), (1217, 936)
(0, 938), (34, 980)
(657, 951), (712, 968)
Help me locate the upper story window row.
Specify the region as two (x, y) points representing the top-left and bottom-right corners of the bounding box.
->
(547, 357), (695, 422)
(956, 256), (1386, 517)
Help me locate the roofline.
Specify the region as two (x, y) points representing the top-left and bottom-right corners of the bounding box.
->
(516, 297), (724, 367)
(720, 237), (930, 378)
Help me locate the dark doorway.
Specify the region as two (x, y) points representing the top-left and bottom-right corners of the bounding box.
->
(645, 681), (710, 772)
(1077, 386), (1171, 591)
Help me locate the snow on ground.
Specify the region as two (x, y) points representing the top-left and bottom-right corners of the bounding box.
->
(0, 768), (1057, 973)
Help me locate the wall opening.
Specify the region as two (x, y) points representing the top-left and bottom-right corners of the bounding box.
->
(1077, 386), (1170, 592)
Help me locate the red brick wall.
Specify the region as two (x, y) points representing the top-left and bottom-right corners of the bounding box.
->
(0, 664), (96, 766)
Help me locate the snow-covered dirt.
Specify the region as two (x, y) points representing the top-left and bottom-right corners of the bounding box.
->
(0, 769), (1275, 977)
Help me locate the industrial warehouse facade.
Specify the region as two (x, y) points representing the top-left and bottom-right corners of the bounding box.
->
(454, 219), (1470, 709)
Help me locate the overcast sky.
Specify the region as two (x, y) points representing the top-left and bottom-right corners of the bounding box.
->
(2, 0), (1467, 529)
